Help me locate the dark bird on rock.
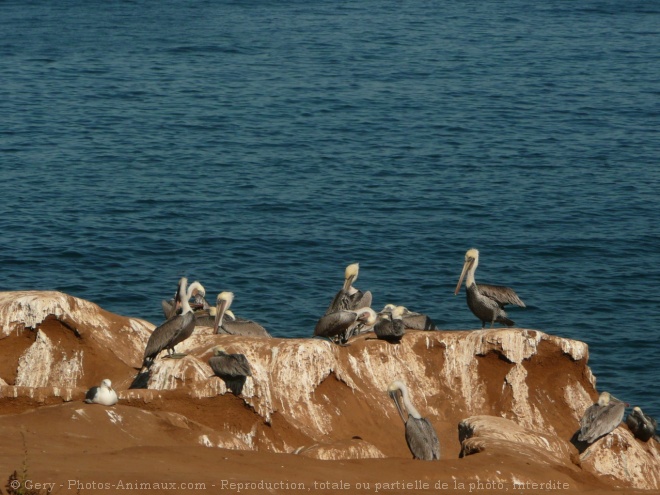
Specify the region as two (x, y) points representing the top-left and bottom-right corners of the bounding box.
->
(142, 277), (202, 368)
(208, 346), (252, 395)
(381, 304), (438, 331)
(454, 248), (526, 328)
(326, 263), (372, 314)
(626, 406), (659, 443)
(314, 307), (377, 345)
(388, 380), (440, 460)
(578, 391), (628, 444)
(374, 306), (405, 342)
(213, 292), (271, 338)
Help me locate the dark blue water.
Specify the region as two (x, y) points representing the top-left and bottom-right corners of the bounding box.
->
(1, 0), (658, 419)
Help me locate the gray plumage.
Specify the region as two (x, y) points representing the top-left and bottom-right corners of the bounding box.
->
(374, 307), (405, 342)
(142, 278), (200, 368)
(314, 307), (377, 344)
(578, 391), (627, 443)
(626, 407), (658, 442)
(455, 248), (525, 328)
(388, 380), (440, 461)
(325, 263), (372, 314)
(213, 292), (271, 338)
(381, 304), (438, 331)
(209, 347), (252, 395)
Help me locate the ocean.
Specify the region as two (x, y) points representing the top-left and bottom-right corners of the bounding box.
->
(1, 0), (658, 419)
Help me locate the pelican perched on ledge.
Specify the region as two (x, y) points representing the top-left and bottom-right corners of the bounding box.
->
(381, 304), (438, 331)
(374, 306), (405, 342)
(626, 407), (658, 443)
(578, 391), (628, 444)
(213, 292), (271, 338)
(454, 248), (526, 328)
(326, 263), (372, 314)
(208, 346), (252, 395)
(314, 307), (377, 344)
(387, 380), (440, 460)
(142, 277), (202, 368)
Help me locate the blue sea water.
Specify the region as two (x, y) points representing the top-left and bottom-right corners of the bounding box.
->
(1, 1), (658, 419)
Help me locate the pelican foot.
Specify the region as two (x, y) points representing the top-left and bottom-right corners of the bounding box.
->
(163, 353), (188, 360)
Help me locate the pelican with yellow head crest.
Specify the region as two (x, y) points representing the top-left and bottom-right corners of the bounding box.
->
(213, 292), (271, 338)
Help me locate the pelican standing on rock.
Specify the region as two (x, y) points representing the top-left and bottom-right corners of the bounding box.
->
(387, 380), (440, 460)
(208, 346), (252, 395)
(326, 263), (372, 314)
(626, 407), (659, 442)
(142, 277), (202, 368)
(578, 391), (628, 444)
(454, 248), (526, 328)
(314, 307), (377, 344)
(84, 379), (118, 406)
(213, 292), (271, 337)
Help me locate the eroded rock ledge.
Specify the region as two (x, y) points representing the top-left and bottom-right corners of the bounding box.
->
(0, 291), (658, 491)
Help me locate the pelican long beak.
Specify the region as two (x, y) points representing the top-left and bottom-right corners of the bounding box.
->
(343, 274), (356, 291)
(454, 258), (474, 295)
(213, 299), (229, 334)
(388, 390), (407, 424)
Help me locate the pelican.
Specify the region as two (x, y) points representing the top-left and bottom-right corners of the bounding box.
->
(314, 307), (377, 344)
(142, 277), (202, 368)
(374, 306), (405, 342)
(381, 304), (438, 331)
(84, 379), (118, 406)
(326, 263), (372, 314)
(626, 407), (658, 442)
(387, 380), (440, 460)
(454, 248), (525, 328)
(161, 283), (209, 319)
(213, 292), (271, 337)
(208, 346), (252, 395)
(578, 391), (628, 443)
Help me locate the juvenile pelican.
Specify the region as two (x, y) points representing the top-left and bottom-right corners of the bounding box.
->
(84, 379), (118, 406)
(626, 407), (658, 442)
(208, 346), (252, 395)
(374, 306), (405, 342)
(578, 391), (628, 443)
(142, 277), (201, 368)
(381, 304), (439, 331)
(387, 380), (440, 460)
(314, 307), (377, 344)
(454, 248), (525, 328)
(326, 263), (372, 314)
(213, 292), (271, 337)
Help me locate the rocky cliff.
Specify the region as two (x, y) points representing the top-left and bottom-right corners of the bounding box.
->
(0, 291), (657, 493)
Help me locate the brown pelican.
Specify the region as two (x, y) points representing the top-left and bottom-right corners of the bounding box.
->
(381, 304), (438, 331)
(374, 306), (405, 342)
(626, 407), (658, 442)
(326, 263), (372, 314)
(314, 307), (377, 344)
(208, 346), (252, 395)
(161, 283), (209, 319)
(142, 277), (202, 368)
(578, 391), (628, 443)
(454, 248), (526, 328)
(387, 380), (440, 460)
(84, 379), (118, 406)
(213, 292), (271, 337)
